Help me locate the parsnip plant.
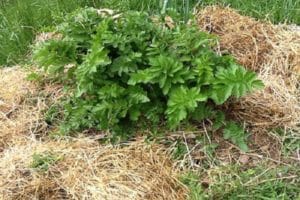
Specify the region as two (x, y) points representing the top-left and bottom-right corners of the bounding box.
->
(34, 8), (263, 149)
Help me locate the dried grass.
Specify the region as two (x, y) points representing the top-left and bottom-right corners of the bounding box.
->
(0, 66), (36, 113)
(196, 6), (300, 129)
(0, 67), (38, 151)
(0, 137), (187, 200)
(196, 6), (276, 71)
(0, 66), (62, 152)
(35, 32), (63, 44)
(228, 71), (299, 128)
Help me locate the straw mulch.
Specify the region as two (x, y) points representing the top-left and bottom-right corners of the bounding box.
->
(0, 66), (39, 151)
(0, 137), (187, 200)
(196, 6), (300, 130)
(0, 66), (63, 151)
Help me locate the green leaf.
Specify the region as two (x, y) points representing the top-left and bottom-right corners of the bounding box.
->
(97, 84), (126, 99)
(210, 85), (233, 105)
(128, 55), (194, 94)
(210, 64), (264, 104)
(239, 142), (249, 152)
(212, 111), (226, 130)
(129, 107), (141, 121)
(190, 103), (214, 121)
(192, 54), (215, 85)
(127, 86), (150, 104)
(223, 121), (249, 152)
(33, 39), (77, 74)
(166, 86), (207, 128)
(26, 72), (41, 82)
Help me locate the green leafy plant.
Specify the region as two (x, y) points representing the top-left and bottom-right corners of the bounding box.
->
(30, 152), (61, 172)
(180, 172), (206, 200)
(223, 121), (249, 152)
(33, 8), (263, 144)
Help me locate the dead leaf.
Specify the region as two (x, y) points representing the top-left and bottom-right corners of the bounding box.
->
(165, 16), (175, 29)
(238, 154), (250, 164)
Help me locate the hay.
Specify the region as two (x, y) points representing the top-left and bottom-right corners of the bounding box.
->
(0, 67), (38, 151)
(196, 6), (300, 76)
(196, 6), (276, 71)
(0, 66), (62, 152)
(196, 6), (300, 129)
(0, 66), (36, 113)
(0, 137), (187, 200)
(35, 32), (62, 44)
(228, 71), (299, 128)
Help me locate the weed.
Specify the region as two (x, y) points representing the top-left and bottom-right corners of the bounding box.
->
(273, 128), (300, 157)
(173, 141), (188, 160)
(203, 165), (300, 200)
(30, 152), (61, 172)
(180, 172), (206, 200)
(223, 121), (249, 152)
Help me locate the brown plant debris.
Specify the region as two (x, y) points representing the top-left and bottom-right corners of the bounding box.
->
(0, 137), (187, 200)
(196, 6), (300, 75)
(0, 66), (63, 152)
(196, 6), (300, 129)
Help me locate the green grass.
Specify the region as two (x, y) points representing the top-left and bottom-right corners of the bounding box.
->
(205, 165), (299, 200)
(181, 164), (300, 200)
(102, 0), (300, 24)
(0, 0), (103, 65)
(0, 0), (197, 66)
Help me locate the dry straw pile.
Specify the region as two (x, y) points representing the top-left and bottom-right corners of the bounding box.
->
(0, 66), (63, 151)
(0, 66), (38, 151)
(0, 137), (186, 200)
(197, 6), (300, 130)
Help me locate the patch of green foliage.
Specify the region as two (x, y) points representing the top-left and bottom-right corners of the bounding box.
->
(0, 0), (103, 65)
(30, 152), (61, 172)
(33, 8), (263, 147)
(180, 172), (206, 200)
(205, 165), (300, 200)
(273, 128), (300, 157)
(181, 165), (300, 200)
(223, 121), (248, 152)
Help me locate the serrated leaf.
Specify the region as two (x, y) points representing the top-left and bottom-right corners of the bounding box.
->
(239, 142), (249, 152)
(213, 111), (225, 130)
(166, 86), (207, 128)
(210, 64), (264, 104)
(190, 103), (214, 121)
(128, 55), (193, 94)
(127, 86), (150, 104)
(223, 121), (248, 152)
(210, 85), (233, 105)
